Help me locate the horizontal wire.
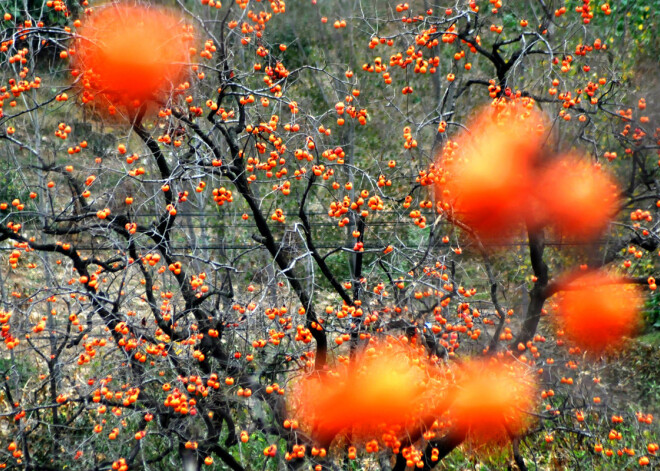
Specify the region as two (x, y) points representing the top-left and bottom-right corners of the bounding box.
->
(0, 240), (615, 251)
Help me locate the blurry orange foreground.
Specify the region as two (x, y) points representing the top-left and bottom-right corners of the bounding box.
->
(74, 3), (192, 106)
(293, 343), (442, 444)
(557, 271), (642, 354)
(435, 100), (545, 240)
(435, 99), (621, 243)
(448, 359), (537, 445)
(536, 157), (619, 240)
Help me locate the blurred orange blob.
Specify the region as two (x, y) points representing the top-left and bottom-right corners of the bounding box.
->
(293, 342), (442, 444)
(536, 157), (619, 240)
(557, 271), (642, 353)
(73, 3), (192, 107)
(436, 100), (545, 240)
(448, 359), (536, 444)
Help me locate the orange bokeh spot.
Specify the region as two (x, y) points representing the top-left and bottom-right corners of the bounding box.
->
(292, 341), (443, 445)
(535, 157), (619, 240)
(557, 271), (642, 353)
(447, 359), (536, 445)
(73, 3), (192, 107)
(436, 100), (545, 240)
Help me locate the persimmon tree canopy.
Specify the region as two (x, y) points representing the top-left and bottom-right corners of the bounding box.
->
(0, 0), (658, 470)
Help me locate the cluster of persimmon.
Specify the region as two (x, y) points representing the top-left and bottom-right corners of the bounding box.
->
(408, 207), (428, 229)
(91, 386), (139, 408)
(190, 273), (209, 294)
(211, 187), (233, 206)
(295, 325), (314, 343)
(0, 75), (40, 119)
(0, 310), (19, 350)
(332, 96), (368, 127)
(77, 338), (105, 365)
(163, 388), (198, 415)
(110, 457), (128, 471)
